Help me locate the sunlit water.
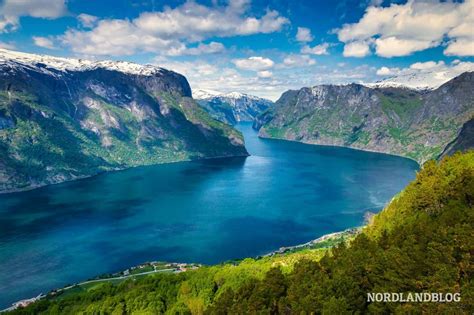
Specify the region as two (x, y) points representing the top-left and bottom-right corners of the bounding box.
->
(0, 122), (418, 308)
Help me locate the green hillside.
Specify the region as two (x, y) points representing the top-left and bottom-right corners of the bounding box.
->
(10, 151), (474, 314)
(0, 64), (248, 193)
(255, 72), (474, 164)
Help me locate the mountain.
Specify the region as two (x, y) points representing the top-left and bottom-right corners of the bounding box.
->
(194, 89), (273, 125)
(0, 49), (248, 192)
(439, 117), (474, 159)
(254, 72), (474, 163)
(11, 151), (474, 314)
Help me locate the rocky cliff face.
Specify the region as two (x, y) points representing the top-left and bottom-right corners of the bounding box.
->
(439, 117), (474, 159)
(194, 90), (272, 125)
(255, 72), (474, 163)
(0, 49), (247, 192)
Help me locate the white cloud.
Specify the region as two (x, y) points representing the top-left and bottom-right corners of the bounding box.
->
(301, 43), (330, 55)
(374, 37), (437, 58)
(154, 56), (281, 100)
(376, 66), (398, 76)
(233, 56), (274, 71)
(166, 42), (225, 56)
(410, 61), (445, 70)
(337, 0), (474, 57)
(296, 27), (313, 42)
(32, 36), (56, 49)
(0, 0), (66, 32)
(444, 39), (474, 57)
(154, 57), (220, 77)
(343, 40), (370, 57)
(77, 13), (98, 28)
(282, 54), (316, 67)
(61, 1), (289, 56)
(0, 41), (15, 49)
(257, 70), (273, 78)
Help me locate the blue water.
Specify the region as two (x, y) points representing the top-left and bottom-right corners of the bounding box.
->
(0, 123), (418, 308)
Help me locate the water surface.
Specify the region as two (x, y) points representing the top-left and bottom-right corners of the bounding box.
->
(0, 123), (418, 308)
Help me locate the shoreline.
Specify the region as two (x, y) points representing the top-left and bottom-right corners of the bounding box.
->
(1, 227), (362, 312)
(263, 227), (362, 257)
(0, 262), (201, 313)
(257, 133), (422, 165)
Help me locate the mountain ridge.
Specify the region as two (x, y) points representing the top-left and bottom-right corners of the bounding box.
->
(194, 89), (273, 125)
(254, 72), (474, 163)
(0, 49), (248, 193)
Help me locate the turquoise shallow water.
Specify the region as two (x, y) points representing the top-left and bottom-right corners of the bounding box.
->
(0, 123), (418, 308)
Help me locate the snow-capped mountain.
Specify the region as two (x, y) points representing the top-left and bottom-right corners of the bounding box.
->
(0, 49), (247, 192)
(366, 62), (474, 90)
(193, 89), (273, 125)
(192, 89), (222, 99)
(0, 48), (165, 77)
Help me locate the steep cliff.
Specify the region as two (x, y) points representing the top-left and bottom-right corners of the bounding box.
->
(194, 89), (272, 125)
(0, 49), (248, 192)
(255, 72), (474, 163)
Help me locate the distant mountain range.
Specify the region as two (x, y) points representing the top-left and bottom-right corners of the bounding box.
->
(0, 49), (247, 192)
(254, 72), (474, 163)
(194, 89), (273, 125)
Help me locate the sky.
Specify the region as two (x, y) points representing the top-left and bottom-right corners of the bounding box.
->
(0, 0), (473, 100)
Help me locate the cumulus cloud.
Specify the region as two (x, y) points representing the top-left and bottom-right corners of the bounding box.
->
(61, 1), (289, 56)
(233, 56), (274, 71)
(296, 27), (313, 42)
(343, 40), (370, 57)
(0, 0), (66, 32)
(301, 43), (330, 55)
(77, 13), (98, 28)
(444, 39), (474, 57)
(282, 54), (316, 67)
(154, 56), (282, 100)
(337, 0), (474, 57)
(376, 66), (397, 76)
(32, 36), (56, 49)
(410, 60), (445, 70)
(257, 70), (273, 78)
(166, 42), (225, 56)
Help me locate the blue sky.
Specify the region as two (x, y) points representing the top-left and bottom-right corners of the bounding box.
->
(0, 0), (473, 100)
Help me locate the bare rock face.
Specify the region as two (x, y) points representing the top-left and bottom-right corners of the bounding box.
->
(439, 118), (474, 159)
(255, 72), (474, 163)
(0, 49), (247, 192)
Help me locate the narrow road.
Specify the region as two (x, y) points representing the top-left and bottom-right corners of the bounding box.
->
(59, 268), (175, 291)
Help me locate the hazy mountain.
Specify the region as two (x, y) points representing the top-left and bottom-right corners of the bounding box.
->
(0, 49), (248, 192)
(254, 72), (474, 163)
(194, 89), (273, 125)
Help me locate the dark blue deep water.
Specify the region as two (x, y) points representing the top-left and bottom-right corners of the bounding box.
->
(0, 123), (418, 308)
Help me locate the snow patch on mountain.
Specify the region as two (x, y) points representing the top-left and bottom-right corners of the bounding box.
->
(0, 48), (165, 76)
(366, 61), (474, 90)
(193, 89), (268, 102)
(192, 89), (222, 99)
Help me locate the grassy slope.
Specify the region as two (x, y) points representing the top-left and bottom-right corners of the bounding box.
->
(10, 151), (473, 314)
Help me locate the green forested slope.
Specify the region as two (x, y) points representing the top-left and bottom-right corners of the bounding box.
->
(254, 72), (474, 163)
(0, 66), (247, 193)
(11, 151), (474, 314)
